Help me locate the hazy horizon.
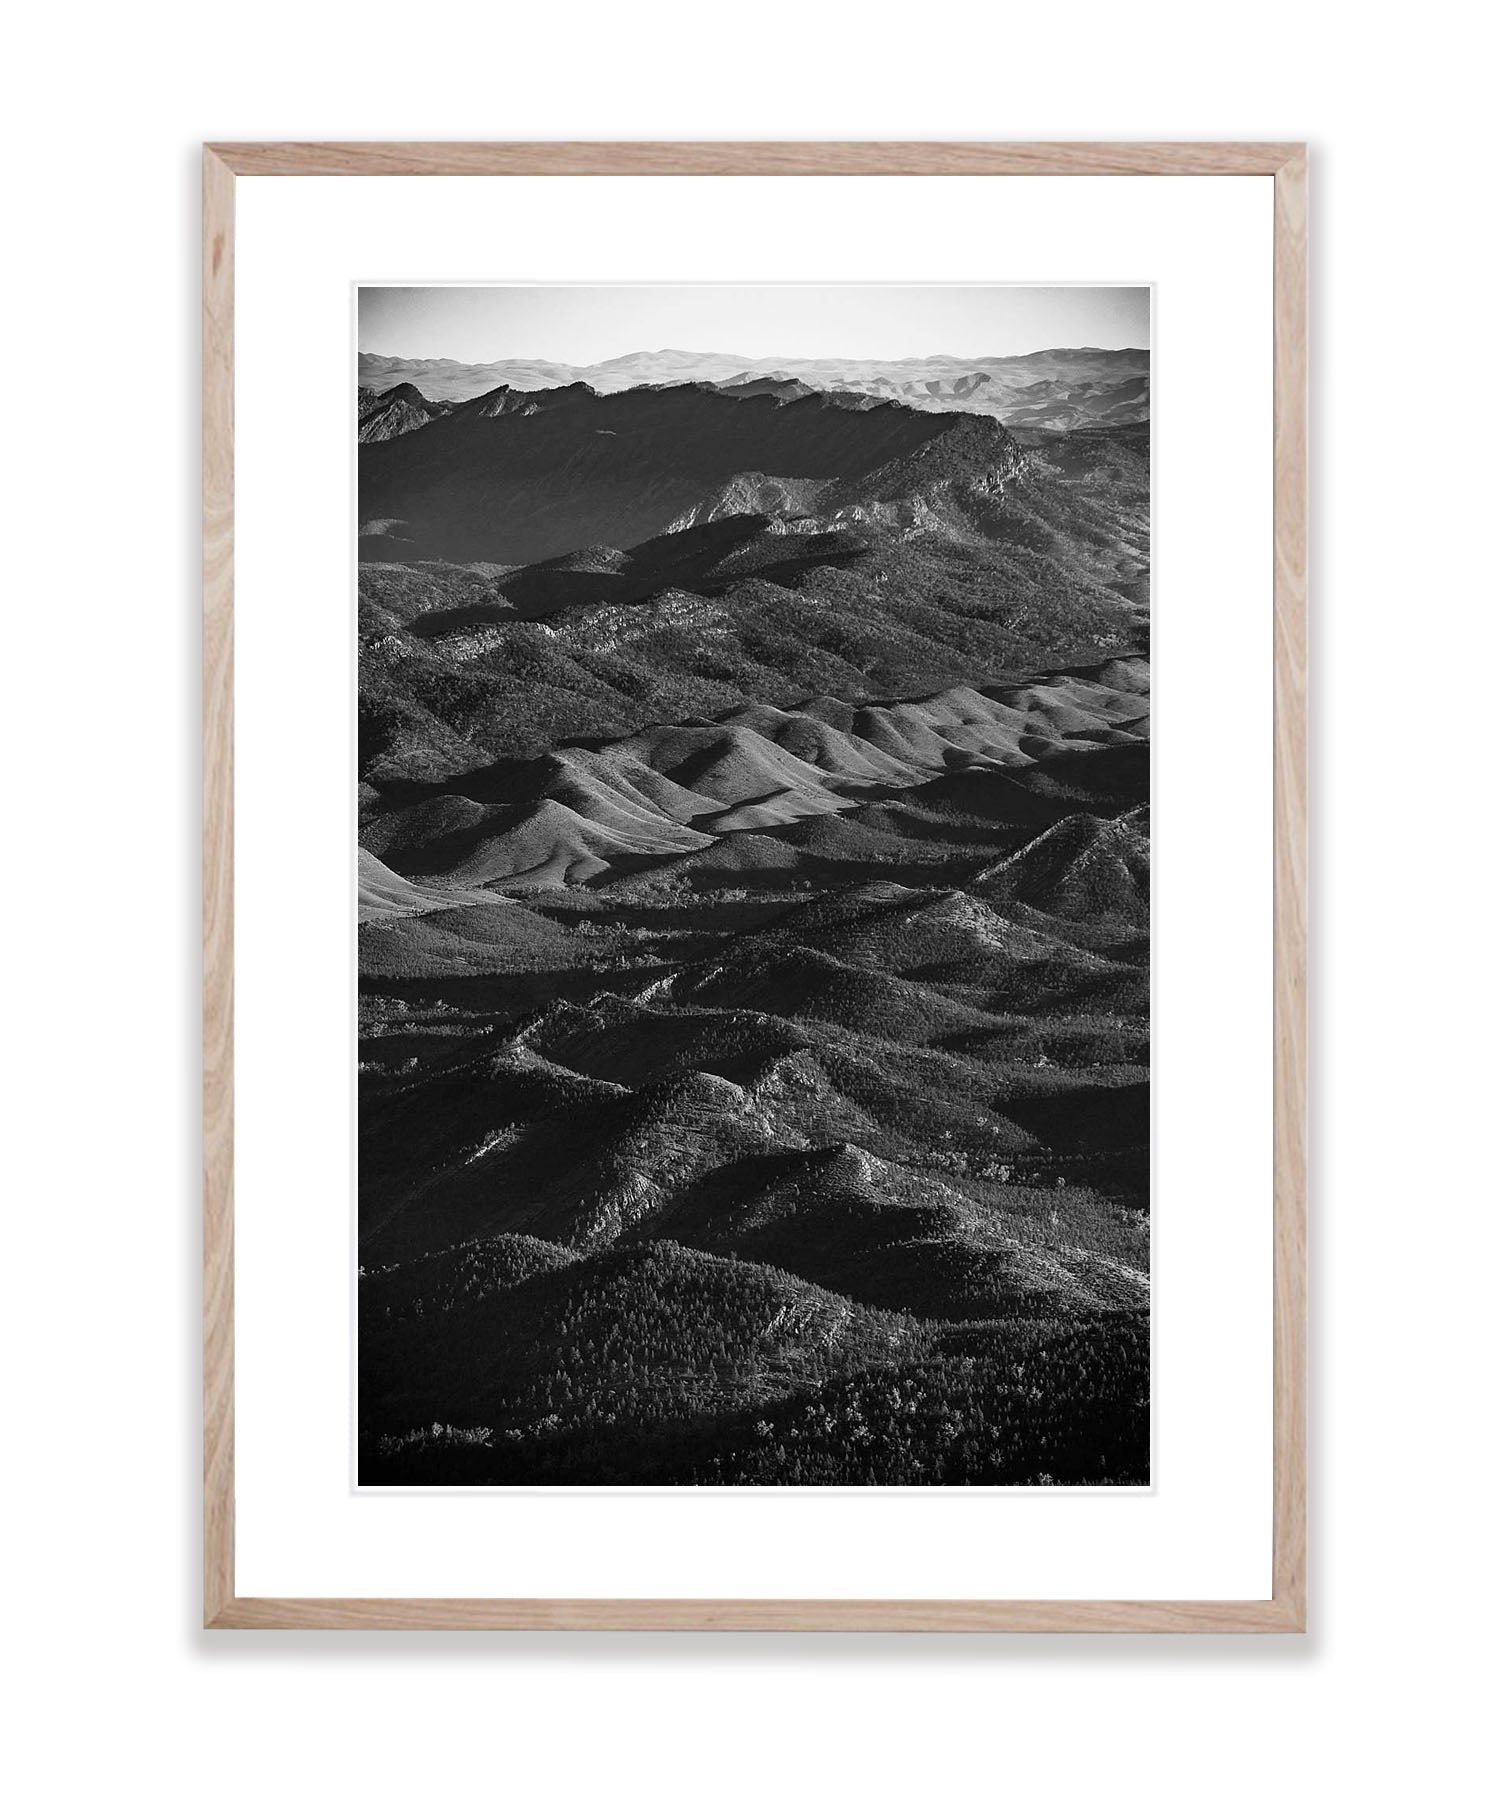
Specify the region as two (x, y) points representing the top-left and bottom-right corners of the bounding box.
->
(359, 284), (1150, 365)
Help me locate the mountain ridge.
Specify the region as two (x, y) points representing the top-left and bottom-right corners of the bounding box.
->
(359, 377), (1029, 566)
(357, 345), (1150, 430)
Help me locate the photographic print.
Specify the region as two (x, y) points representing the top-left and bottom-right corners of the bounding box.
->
(356, 283), (1151, 1487)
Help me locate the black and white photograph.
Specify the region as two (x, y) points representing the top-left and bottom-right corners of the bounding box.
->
(356, 284), (1152, 1486)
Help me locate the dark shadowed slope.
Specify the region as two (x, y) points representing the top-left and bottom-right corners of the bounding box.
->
(358, 380), (1019, 565)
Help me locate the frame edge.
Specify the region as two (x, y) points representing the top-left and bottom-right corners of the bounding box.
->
(207, 1596), (1306, 1632)
(205, 140), (1304, 178)
(1271, 144), (1310, 1634)
(203, 144), (236, 1629)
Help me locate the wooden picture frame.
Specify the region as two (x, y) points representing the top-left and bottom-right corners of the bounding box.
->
(204, 140), (1306, 1631)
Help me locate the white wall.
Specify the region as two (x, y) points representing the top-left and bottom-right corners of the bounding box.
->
(6, 4), (1493, 1794)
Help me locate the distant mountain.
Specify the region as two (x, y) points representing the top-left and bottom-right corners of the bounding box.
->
(359, 351), (582, 395)
(592, 348), (747, 377)
(357, 346), (1149, 428)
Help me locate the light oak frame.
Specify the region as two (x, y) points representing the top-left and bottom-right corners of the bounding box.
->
(203, 140), (1307, 1631)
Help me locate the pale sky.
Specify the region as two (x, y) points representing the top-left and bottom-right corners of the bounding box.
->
(359, 285), (1150, 364)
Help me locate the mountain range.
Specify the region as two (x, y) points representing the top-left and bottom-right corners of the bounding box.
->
(358, 344), (1150, 432)
(357, 349), (1151, 1486)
